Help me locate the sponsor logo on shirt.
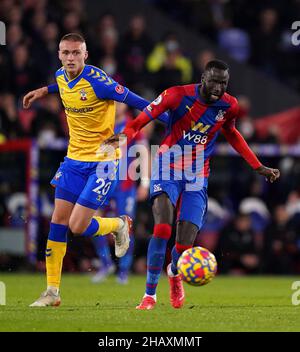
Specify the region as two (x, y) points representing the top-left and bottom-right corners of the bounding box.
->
(65, 106), (93, 113)
(191, 121), (211, 133)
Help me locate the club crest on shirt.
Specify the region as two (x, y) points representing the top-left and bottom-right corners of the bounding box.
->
(79, 88), (87, 101)
(215, 110), (225, 121)
(153, 184), (162, 192)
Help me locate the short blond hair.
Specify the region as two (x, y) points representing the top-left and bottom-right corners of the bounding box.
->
(60, 33), (85, 43)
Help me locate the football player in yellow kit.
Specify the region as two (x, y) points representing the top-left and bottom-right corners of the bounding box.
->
(23, 33), (168, 307)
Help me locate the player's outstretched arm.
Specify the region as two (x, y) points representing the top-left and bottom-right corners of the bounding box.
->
(94, 79), (170, 124)
(122, 90), (169, 124)
(222, 126), (280, 183)
(23, 87), (48, 109)
(23, 83), (58, 109)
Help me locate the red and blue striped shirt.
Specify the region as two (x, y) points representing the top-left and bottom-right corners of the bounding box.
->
(124, 84), (261, 177)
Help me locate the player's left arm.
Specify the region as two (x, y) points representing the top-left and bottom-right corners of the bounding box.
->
(23, 84), (58, 109)
(93, 78), (169, 124)
(123, 91), (170, 125)
(221, 100), (280, 183)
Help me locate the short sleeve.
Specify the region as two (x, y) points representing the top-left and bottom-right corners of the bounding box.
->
(47, 83), (59, 93)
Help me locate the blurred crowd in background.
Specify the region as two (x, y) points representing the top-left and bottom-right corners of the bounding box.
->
(155, 0), (300, 91)
(0, 0), (300, 276)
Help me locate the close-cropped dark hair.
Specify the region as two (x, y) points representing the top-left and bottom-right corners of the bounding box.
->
(205, 60), (229, 72)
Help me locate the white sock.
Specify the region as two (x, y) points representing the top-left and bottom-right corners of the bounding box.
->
(144, 293), (156, 301)
(167, 264), (176, 277)
(47, 286), (59, 295)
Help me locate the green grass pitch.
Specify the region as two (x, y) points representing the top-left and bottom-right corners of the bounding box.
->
(0, 273), (299, 332)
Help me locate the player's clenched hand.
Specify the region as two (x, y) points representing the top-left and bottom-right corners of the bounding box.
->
(23, 87), (48, 109)
(103, 133), (127, 147)
(101, 133), (127, 151)
(255, 165), (280, 183)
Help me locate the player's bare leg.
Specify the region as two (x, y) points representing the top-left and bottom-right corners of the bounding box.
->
(69, 203), (131, 257)
(30, 199), (131, 307)
(136, 193), (174, 310)
(69, 203), (98, 234)
(30, 199), (74, 307)
(168, 220), (199, 308)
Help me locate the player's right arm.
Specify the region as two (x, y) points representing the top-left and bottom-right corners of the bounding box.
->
(23, 83), (59, 109)
(103, 87), (182, 147)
